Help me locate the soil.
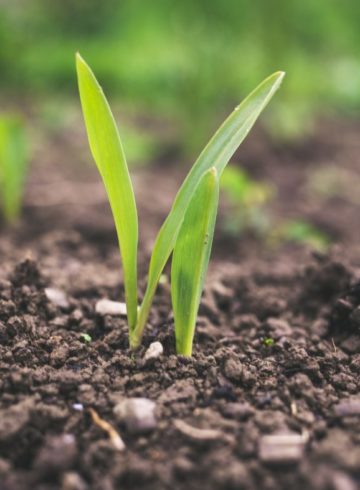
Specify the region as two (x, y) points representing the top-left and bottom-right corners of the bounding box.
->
(0, 117), (359, 490)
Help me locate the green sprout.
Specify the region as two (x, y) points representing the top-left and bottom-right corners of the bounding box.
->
(263, 337), (275, 347)
(220, 165), (274, 236)
(80, 333), (92, 343)
(0, 115), (28, 224)
(76, 53), (284, 355)
(276, 219), (330, 251)
(172, 168), (219, 356)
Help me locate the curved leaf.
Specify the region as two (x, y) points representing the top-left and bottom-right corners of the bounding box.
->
(171, 167), (219, 356)
(76, 53), (138, 332)
(135, 71), (285, 342)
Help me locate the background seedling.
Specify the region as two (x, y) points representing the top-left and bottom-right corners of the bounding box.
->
(0, 114), (28, 224)
(220, 165), (274, 236)
(1, 2), (358, 149)
(80, 333), (92, 343)
(76, 53), (284, 353)
(273, 219), (330, 251)
(263, 337), (275, 347)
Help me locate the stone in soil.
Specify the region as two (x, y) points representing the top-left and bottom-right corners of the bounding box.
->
(258, 432), (307, 464)
(113, 398), (157, 433)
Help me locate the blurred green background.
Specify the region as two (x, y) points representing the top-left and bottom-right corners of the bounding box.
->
(1, 0), (360, 149)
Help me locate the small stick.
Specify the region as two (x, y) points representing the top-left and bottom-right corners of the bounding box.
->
(331, 338), (337, 353)
(89, 408), (125, 451)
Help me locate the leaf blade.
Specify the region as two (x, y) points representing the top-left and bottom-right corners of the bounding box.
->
(136, 71), (285, 339)
(171, 167), (219, 356)
(0, 116), (27, 223)
(76, 53), (138, 331)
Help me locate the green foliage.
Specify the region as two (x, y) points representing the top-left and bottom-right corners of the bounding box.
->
(80, 333), (92, 343)
(263, 337), (275, 347)
(0, 115), (28, 224)
(76, 54), (284, 353)
(277, 219), (330, 251)
(1, 1), (359, 147)
(220, 166), (274, 235)
(120, 124), (160, 167)
(171, 168), (219, 356)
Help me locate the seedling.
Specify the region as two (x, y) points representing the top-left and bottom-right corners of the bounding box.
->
(275, 219), (330, 251)
(80, 333), (92, 343)
(220, 165), (274, 236)
(263, 337), (275, 347)
(0, 115), (28, 223)
(76, 53), (284, 355)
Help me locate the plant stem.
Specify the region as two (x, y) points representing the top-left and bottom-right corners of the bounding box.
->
(176, 336), (193, 357)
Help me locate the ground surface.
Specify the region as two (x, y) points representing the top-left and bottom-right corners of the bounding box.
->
(0, 118), (359, 490)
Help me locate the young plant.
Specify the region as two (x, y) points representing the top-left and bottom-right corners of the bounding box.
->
(76, 53), (284, 354)
(171, 167), (219, 356)
(220, 165), (274, 236)
(0, 115), (28, 224)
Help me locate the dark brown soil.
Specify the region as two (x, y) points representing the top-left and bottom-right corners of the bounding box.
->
(0, 117), (359, 490)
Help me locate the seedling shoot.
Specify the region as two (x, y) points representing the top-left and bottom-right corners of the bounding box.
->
(76, 53), (284, 354)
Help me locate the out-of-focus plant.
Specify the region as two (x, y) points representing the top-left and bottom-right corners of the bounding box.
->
(0, 115), (28, 224)
(120, 125), (160, 167)
(220, 165), (274, 236)
(307, 165), (360, 205)
(272, 219), (330, 251)
(1, 1), (359, 148)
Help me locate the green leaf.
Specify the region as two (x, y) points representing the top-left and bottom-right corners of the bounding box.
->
(171, 167), (219, 356)
(0, 116), (27, 223)
(135, 70), (285, 342)
(76, 53), (138, 332)
(280, 219), (330, 251)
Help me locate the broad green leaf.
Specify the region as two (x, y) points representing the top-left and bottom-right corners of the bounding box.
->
(135, 71), (285, 340)
(171, 167), (219, 356)
(0, 116), (27, 223)
(76, 53), (138, 332)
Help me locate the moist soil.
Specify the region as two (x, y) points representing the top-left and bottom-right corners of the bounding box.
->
(0, 117), (359, 490)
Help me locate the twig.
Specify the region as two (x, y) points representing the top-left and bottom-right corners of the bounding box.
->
(89, 408), (125, 451)
(290, 401), (298, 416)
(331, 338), (337, 353)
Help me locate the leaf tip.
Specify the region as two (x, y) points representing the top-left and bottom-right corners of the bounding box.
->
(273, 70), (286, 86)
(75, 51), (83, 64)
(75, 51), (89, 74)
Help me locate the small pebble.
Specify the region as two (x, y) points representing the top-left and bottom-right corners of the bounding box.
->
(144, 341), (163, 361)
(72, 403), (84, 411)
(61, 471), (88, 490)
(258, 433), (307, 464)
(113, 398), (156, 433)
(333, 399), (360, 417)
(45, 288), (69, 309)
(95, 299), (127, 316)
(174, 419), (223, 442)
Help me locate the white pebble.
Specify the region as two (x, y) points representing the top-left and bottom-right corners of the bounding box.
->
(95, 299), (127, 316)
(144, 341), (163, 361)
(259, 433), (307, 464)
(174, 419), (222, 441)
(45, 288), (69, 309)
(72, 403), (84, 411)
(114, 398), (156, 433)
